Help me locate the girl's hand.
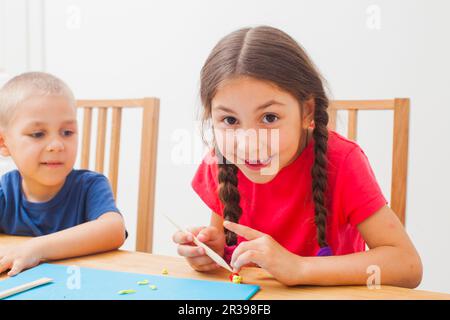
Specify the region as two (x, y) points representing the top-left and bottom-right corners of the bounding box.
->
(224, 221), (303, 286)
(0, 239), (44, 276)
(172, 226), (225, 272)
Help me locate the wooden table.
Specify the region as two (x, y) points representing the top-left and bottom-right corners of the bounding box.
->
(1, 235), (449, 300)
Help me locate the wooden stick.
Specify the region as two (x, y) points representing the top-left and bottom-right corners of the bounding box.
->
(0, 277), (53, 299)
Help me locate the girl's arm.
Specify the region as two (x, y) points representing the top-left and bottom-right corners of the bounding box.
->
(171, 212), (226, 272)
(210, 212), (226, 255)
(224, 205), (423, 288)
(0, 212), (126, 276)
(299, 205), (422, 288)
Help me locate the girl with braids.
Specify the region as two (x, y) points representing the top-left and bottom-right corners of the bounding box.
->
(172, 26), (422, 287)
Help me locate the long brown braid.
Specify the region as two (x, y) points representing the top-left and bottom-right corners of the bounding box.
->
(311, 97), (330, 248)
(217, 160), (241, 245)
(200, 26), (330, 248)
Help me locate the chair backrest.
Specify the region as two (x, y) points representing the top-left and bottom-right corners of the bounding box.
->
(76, 98), (160, 253)
(328, 98), (410, 225)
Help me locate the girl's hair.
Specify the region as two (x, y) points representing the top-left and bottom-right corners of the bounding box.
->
(200, 26), (330, 249)
(0, 72), (75, 129)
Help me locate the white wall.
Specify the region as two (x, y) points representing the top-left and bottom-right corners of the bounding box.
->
(1, 0), (449, 293)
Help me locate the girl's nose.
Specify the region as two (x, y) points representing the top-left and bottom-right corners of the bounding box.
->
(235, 128), (273, 161)
(235, 129), (260, 160)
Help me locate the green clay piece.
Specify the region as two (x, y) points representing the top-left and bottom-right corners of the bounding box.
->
(149, 285), (157, 290)
(118, 289), (137, 295)
(137, 280), (149, 285)
(232, 275), (243, 284)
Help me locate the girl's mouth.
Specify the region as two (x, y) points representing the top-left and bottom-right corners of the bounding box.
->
(244, 156), (272, 171)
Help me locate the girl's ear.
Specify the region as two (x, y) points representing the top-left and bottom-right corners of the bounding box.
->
(302, 97), (315, 129)
(0, 133), (11, 157)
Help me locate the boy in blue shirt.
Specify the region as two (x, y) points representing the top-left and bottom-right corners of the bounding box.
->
(0, 72), (126, 276)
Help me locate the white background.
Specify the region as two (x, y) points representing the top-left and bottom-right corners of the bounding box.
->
(1, 0), (449, 293)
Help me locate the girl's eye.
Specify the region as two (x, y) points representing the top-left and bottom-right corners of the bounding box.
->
(62, 130), (74, 137)
(29, 132), (44, 138)
(262, 114), (279, 124)
(223, 116), (238, 125)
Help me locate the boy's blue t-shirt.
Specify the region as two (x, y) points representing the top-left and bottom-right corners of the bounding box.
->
(0, 169), (121, 236)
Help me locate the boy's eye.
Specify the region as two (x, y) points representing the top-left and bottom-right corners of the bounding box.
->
(62, 130), (75, 137)
(29, 132), (44, 138)
(223, 116), (238, 125)
(262, 114), (279, 124)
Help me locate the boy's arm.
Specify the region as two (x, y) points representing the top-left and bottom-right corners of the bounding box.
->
(32, 212), (126, 261)
(0, 212), (125, 276)
(1, 212), (125, 276)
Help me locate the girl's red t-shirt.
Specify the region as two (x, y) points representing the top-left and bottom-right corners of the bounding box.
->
(191, 130), (388, 257)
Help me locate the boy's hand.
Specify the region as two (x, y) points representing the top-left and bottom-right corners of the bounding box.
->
(0, 239), (43, 276)
(172, 226), (225, 272)
(224, 221), (303, 286)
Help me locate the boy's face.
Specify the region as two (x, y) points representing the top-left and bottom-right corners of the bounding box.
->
(0, 95), (78, 187)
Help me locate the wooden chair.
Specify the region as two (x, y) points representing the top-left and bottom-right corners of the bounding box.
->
(76, 98), (160, 253)
(327, 98), (410, 225)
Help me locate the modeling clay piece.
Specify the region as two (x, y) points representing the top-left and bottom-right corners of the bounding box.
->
(229, 272), (240, 282)
(162, 268), (168, 275)
(232, 274), (243, 284)
(229, 272), (243, 284)
(118, 289), (137, 295)
(137, 280), (149, 285)
(149, 285), (157, 290)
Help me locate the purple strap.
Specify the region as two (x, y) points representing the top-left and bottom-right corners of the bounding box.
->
(316, 246), (333, 256)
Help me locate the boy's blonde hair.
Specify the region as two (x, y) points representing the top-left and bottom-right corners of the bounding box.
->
(0, 72), (75, 128)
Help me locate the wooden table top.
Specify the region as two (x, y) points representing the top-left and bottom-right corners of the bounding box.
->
(1, 235), (449, 300)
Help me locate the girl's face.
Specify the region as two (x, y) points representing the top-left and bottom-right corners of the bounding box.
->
(211, 76), (313, 183)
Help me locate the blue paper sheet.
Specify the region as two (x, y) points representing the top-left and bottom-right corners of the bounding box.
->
(0, 263), (259, 300)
